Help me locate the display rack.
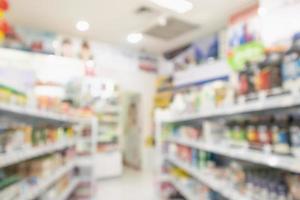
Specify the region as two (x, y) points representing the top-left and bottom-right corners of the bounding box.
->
(163, 89), (300, 123)
(95, 104), (123, 179)
(57, 179), (80, 200)
(0, 103), (84, 125)
(0, 104), (90, 199)
(0, 139), (75, 168)
(75, 117), (98, 199)
(156, 89), (300, 200)
(23, 162), (75, 200)
(0, 47), (96, 200)
(166, 156), (248, 200)
(169, 177), (197, 200)
(167, 137), (300, 173)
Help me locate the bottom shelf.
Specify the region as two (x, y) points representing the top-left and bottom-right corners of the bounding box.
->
(57, 179), (79, 200)
(23, 162), (75, 200)
(166, 156), (249, 200)
(169, 177), (197, 200)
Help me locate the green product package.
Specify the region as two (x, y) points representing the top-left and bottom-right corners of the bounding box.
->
(228, 41), (265, 71)
(198, 151), (207, 169)
(239, 129), (247, 141)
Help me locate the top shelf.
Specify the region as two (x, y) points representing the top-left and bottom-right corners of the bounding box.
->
(160, 89), (300, 123)
(0, 103), (89, 126)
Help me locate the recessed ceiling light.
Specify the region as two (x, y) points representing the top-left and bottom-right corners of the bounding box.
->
(76, 20), (90, 32)
(158, 16), (167, 26)
(258, 7), (267, 16)
(127, 33), (143, 44)
(52, 40), (59, 49)
(150, 0), (193, 14)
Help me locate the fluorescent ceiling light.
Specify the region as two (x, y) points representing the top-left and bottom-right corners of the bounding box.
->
(127, 33), (143, 44)
(150, 0), (193, 14)
(76, 20), (90, 32)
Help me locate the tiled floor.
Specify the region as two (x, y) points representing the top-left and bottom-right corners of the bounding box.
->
(96, 168), (157, 200)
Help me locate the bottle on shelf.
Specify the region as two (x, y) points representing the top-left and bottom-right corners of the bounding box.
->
(257, 118), (273, 153)
(272, 116), (291, 155)
(282, 32), (300, 89)
(289, 115), (300, 157)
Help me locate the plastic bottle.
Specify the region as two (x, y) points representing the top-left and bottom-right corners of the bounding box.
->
(282, 32), (300, 88)
(289, 116), (300, 157)
(273, 117), (291, 155)
(238, 62), (255, 95)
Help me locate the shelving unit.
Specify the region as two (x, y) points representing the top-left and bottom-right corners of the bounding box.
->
(169, 177), (197, 200)
(0, 102), (90, 199)
(94, 93), (123, 179)
(163, 89), (300, 123)
(167, 137), (300, 173)
(74, 117), (98, 199)
(166, 156), (248, 200)
(57, 179), (80, 200)
(156, 90), (300, 200)
(0, 103), (85, 125)
(23, 162), (75, 200)
(0, 139), (75, 168)
(0, 47), (96, 200)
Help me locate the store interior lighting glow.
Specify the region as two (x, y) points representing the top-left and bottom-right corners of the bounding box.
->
(52, 40), (59, 49)
(76, 20), (90, 32)
(127, 33), (143, 44)
(150, 0), (193, 14)
(258, 7), (267, 16)
(158, 16), (167, 26)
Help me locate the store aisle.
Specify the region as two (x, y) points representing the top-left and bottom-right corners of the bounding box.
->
(96, 168), (157, 200)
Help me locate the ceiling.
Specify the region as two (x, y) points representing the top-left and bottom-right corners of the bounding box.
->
(6, 0), (257, 55)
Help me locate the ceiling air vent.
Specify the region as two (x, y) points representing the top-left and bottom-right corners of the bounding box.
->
(135, 6), (156, 15)
(144, 17), (198, 40)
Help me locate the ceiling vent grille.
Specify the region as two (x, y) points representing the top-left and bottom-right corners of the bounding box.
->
(144, 17), (198, 40)
(135, 6), (156, 15)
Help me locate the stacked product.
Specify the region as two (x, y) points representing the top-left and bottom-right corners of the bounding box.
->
(0, 81), (93, 119)
(166, 141), (300, 200)
(238, 33), (300, 97)
(0, 150), (75, 200)
(0, 84), (27, 106)
(162, 124), (202, 140)
(168, 33), (300, 116)
(0, 79), (80, 200)
(168, 143), (216, 170)
(166, 165), (225, 200)
(154, 76), (173, 109)
(0, 126), (75, 154)
(170, 80), (234, 114)
(41, 173), (74, 200)
(225, 114), (300, 156)
(76, 126), (92, 156)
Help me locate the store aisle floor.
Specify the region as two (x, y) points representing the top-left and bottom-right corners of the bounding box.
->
(96, 168), (157, 200)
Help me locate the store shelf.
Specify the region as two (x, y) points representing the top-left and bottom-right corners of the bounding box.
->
(77, 136), (92, 144)
(169, 178), (197, 200)
(0, 103), (86, 125)
(76, 156), (93, 168)
(174, 60), (230, 88)
(162, 91), (300, 123)
(99, 107), (120, 114)
(57, 179), (79, 200)
(166, 156), (248, 200)
(167, 137), (300, 174)
(0, 140), (75, 168)
(23, 162), (75, 200)
(99, 119), (118, 124)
